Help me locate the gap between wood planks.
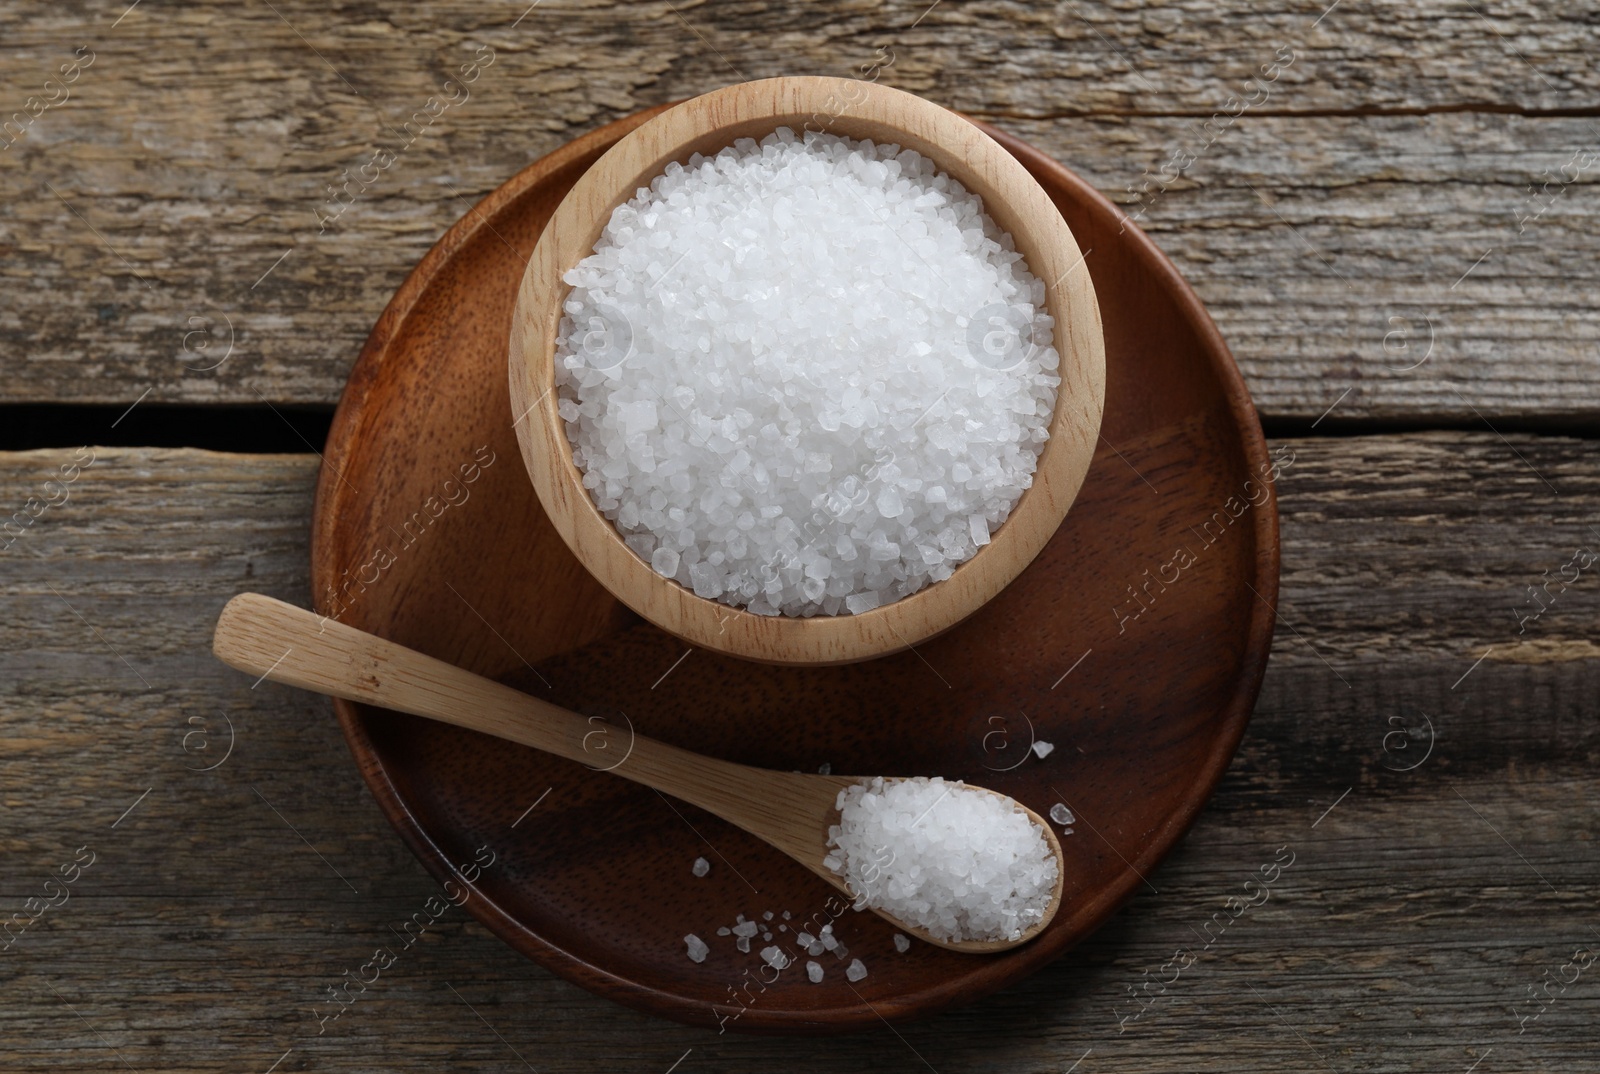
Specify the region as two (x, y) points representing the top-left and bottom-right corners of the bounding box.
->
(3, 404), (1600, 453)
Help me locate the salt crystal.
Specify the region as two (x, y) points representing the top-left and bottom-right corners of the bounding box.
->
(732, 920), (758, 938)
(893, 933), (911, 953)
(806, 960), (824, 983)
(818, 762), (832, 775)
(555, 130), (1059, 619)
(1049, 803), (1075, 826)
(716, 927), (731, 936)
(762, 911), (774, 921)
(691, 856), (710, 877)
(1032, 740), (1055, 759)
(760, 945), (789, 969)
(845, 958), (868, 982)
(825, 776), (1059, 945)
(684, 934), (709, 963)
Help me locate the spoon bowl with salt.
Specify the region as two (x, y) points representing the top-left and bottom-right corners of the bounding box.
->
(213, 592), (1065, 953)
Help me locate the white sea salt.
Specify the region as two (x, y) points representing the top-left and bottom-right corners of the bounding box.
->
(1049, 803), (1075, 826)
(1031, 740), (1055, 759)
(845, 958), (869, 982)
(684, 934), (709, 963)
(760, 945), (790, 970)
(824, 776), (1059, 944)
(691, 856), (710, 877)
(555, 128), (1062, 617)
(806, 960), (825, 983)
(893, 933), (911, 953)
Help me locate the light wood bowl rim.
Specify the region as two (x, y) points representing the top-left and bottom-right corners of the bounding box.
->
(509, 76), (1106, 666)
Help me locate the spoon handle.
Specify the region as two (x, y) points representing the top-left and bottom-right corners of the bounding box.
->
(214, 592), (608, 765)
(211, 592), (843, 875)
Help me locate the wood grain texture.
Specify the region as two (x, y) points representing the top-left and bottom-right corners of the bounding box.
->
(509, 76), (1107, 664)
(1, 435), (1596, 1069)
(0, 2), (1596, 419)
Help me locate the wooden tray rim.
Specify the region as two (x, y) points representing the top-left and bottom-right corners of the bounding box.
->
(309, 105), (1279, 1034)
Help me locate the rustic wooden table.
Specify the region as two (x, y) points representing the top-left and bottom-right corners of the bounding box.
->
(2, 2), (1596, 1071)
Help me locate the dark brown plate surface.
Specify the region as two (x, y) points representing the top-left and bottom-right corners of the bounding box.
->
(311, 106), (1279, 1034)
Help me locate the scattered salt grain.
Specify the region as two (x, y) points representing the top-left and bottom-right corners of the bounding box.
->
(762, 911), (774, 921)
(845, 958), (869, 982)
(1049, 803), (1075, 826)
(691, 856), (710, 877)
(1031, 740), (1055, 759)
(893, 933), (911, 953)
(825, 776), (1059, 944)
(555, 129), (1061, 619)
(760, 945), (790, 969)
(818, 762), (832, 775)
(716, 927), (731, 937)
(806, 960), (824, 983)
(684, 934), (709, 963)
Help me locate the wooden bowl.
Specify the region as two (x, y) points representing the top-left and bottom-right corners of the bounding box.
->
(509, 76), (1106, 666)
(311, 106), (1278, 1033)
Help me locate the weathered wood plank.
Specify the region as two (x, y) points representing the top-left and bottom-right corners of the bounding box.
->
(0, 437), (1596, 1070)
(0, 3), (1597, 418)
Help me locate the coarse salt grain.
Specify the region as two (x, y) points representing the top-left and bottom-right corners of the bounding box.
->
(825, 776), (1059, 944)
(1031, 740), (1055, 759)
(806, 960), (824, 983)
(845, 958), (868, 982)
(1049, 803), (1075, 826)
(893, 933), (911, 953)
(691, 856), (710, 877)
(555, 128), (1061, 618)
(684, 934), (709, 963)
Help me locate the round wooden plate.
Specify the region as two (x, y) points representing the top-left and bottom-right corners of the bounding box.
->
(311, 105), (1278, 1035)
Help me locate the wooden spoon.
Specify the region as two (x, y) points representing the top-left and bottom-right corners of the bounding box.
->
(212, 592), (1064, 953)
